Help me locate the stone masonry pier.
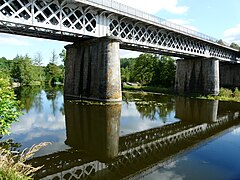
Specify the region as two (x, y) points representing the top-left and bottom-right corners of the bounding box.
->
(220, 62), (240, 88)
(64, 36), (122, 102)
(175, 58), (220, 95)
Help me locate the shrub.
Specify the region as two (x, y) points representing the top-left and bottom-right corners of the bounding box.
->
(0, 78), (22, 135)
(233, 88), (240, 99)
(219, 88), (233, 98)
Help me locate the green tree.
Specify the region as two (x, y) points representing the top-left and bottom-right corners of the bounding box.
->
(33, 52), (43, 66)
(59, 49), (66, 82)
(11, 55), (34, 85)
(152, 56), (176, 87)
(32, 52), (44, 84)
(45, 63), (63, 85)
(59, 49), (66, 64)
(217, 39), (225, 45)
(0, 57), (12, 79)
(50, 49), (58, 65)
(120, 58), (136, 82)
(133, 54), (158, 85)
(230, 42), (240, 50)
(120, 54), (176, 88)
(0, 77), (21, 135)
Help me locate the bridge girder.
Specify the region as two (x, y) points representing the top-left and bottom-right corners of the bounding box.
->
(0, 0), (239, 61)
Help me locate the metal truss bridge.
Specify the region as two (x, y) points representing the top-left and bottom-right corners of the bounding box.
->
(0, 0), (239, 61)
(28, 110), (240, 179)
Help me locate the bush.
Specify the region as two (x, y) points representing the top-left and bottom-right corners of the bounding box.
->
(0, 78), (22, 135)
(233, 88), (240, 99)
(219, 88), (233, 97)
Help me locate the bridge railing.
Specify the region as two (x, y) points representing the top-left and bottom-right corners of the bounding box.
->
(86, 0), (219, 43)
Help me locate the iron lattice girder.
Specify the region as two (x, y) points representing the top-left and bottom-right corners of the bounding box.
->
(0, 0), (239, 61)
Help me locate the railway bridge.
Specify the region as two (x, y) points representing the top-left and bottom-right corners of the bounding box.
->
(1, 0), (240, 101)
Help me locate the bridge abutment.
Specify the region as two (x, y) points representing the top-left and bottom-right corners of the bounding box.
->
(64, 36), (122, 102)
(175, 58), (219, 95)
(220, 62), (240, 88)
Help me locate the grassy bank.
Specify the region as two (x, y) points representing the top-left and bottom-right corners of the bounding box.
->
(123, 84), (240, 103)
(122, 84), (174, 94)
(198, 88), (240, 102)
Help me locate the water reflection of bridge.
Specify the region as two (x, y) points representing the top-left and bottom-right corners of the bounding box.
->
(28, 97), (240, 179)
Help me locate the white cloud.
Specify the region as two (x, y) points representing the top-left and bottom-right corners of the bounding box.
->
(146, 170), (184, 180)
(223, 24), (240, 43)
(167, 19), (198, 31)
(120, 49), (141, 58)
(0, 33), (49, 47)
(232, 127), (240, 136)
(114, 0), (188, 14)
(0, 34), (30, 46)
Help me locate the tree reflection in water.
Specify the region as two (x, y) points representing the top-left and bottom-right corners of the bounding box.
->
(4, 87), (240, 179)
(123, 92), (174, 122)
(28, 94), (240, 179)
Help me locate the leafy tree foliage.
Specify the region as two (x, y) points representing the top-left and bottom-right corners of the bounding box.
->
(133, 54), (158, 84)
(32, 52), (45, 84)
(50, 49), (58, 65)
(11, 55), (34, 85)
(0, 49), (65, 86)
(230, 42), (240, 50)
(120, 58), (136, 82)
(152, 56), (176, 87)
(121, 54), (176, 88)
(0, 57), (12, 79)
(0, 77), (21, 135)
(217, 39), (225, 45)
(45, 63), (63, 85)
(59, 49), (66, 64)
(45, 50), (64, 85)
(33, 52), (43, 66)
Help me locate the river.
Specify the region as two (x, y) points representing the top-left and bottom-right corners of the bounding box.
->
(1, 86), (240, 179)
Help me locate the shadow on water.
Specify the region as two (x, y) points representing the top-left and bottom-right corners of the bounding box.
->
(26, 92), (240, 179)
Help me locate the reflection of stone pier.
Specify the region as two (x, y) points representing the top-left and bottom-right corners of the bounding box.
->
(28, 99), (240, 179)
(64, 101), (121, 161)
(175, 97), (219, 122)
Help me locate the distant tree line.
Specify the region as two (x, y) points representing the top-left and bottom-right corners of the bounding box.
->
(0, 49), (66, 86)
(217, 40), (240, 51)
(230, 42), (240, 50)
(121, 54), (176, 88)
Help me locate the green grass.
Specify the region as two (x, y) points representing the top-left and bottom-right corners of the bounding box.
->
(198, 88), (240, 102)
(122, 84), (173, 94)
(123, 84), (240, 103)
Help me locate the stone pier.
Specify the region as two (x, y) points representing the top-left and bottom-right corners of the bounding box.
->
(64, 36), (122, 102)
(175, 58), (219, 95)
(220, 62), (240, 88)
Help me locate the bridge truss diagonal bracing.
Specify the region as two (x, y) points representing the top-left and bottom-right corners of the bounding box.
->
(0, 0), (239, 61)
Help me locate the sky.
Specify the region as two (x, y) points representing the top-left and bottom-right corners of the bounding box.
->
(0, 0), (240, 65)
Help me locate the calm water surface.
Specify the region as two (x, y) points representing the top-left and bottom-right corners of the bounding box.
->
(1, 86), (240, 180)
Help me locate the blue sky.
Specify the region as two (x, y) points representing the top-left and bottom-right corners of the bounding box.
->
(0, 0), (239, 65)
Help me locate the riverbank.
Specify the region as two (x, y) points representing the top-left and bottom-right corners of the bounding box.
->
(122, 84), (240, 103)
(122, 84), (174, 95)
(198, 87), (240, 102)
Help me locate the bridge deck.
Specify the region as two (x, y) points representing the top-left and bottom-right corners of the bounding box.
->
(0, 0), (239, 61)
